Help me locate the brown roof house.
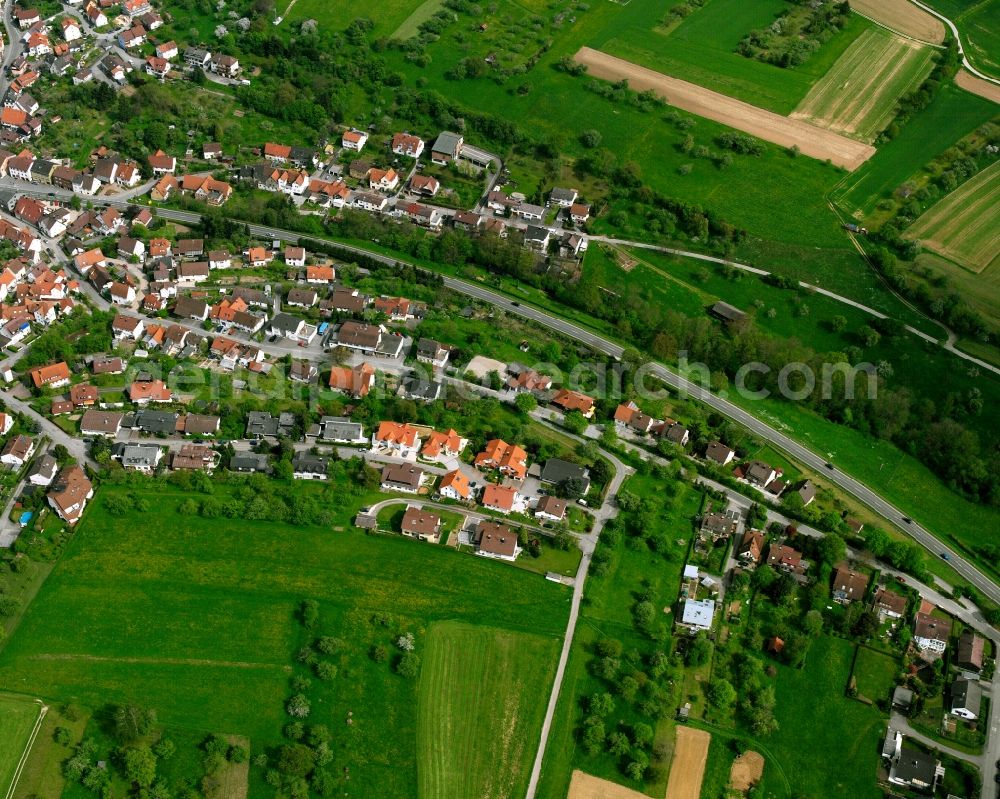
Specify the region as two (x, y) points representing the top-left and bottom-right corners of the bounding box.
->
(832, 566), (868, 604)
(955, 630), (985, 674)
(873, 587), (907, 620)
(400, 505), (442, 543)
(736, 530), (765, 567)
(380, 463), (425, 494)
(474, 520), (521, 562)
(913, 612), (951, 655)
(47, 465), (93, 524)
(765, 543), (805, 575)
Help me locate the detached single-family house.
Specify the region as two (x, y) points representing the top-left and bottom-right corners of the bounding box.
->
(474, 520), (520, 561)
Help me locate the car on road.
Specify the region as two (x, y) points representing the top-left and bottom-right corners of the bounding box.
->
(902, 517), (912, 524)
(511, 301), (520, 307)
(824, 462), (834, 470)
(896, 575), (906, 583)
(939, 552), (951, 560)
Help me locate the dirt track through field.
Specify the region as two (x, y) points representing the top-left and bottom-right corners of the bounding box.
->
(848, 0), (945, 43)
(955, 69), (1000, 104)
(566, 770), (652, 799)
(663, 727), (711, 799)
(574, 48), (876, 171)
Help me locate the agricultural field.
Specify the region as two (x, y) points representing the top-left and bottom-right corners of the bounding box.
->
(594, 0), (870, 114)
(831, 82), (998, 218)
(0, 483), (570, 798)
(416, 622), (559, 799)
(925, 0), (1000, 78)
(0, 694), (42, 798)
(848, 0), (945, 43)
(791, 28), (936, 142)
(917, 251), (1000, 329)
(574, 47), (876, 170)
(905, 159), (1000, 272)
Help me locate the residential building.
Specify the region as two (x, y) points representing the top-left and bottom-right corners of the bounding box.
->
(481, 483), (518, 514)
(437, 469), (470, 501)
(678, 598), (716, 632)
(913, 612), (951, 654)
(47, 465), (93, 524)
(535, 495), (567, 522)
(371, 421), (419, 458)
(873, 587), (907, 620)
(950, 677), (982, 720)
(474, 439), (528, 480)
(80, 409), (123, 437)
(0, 434), (34, 467)
(400, 505), (441, 543)
(956, 630), (985, 674)
(380, 463), (425, 493)
(736, 530), (764, 567)
(473, 520), (520, 561)
(327, 362), (375, 398)
(551, 388), (595, 418)
(831, 566), (868, 604)
(539, 458), (590, 492)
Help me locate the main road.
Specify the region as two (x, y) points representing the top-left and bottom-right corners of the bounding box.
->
(3, 191), (995, 604)
(133, 207), (1000, 606)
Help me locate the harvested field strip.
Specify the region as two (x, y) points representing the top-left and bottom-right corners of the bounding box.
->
(416, 621), (559, 799)
(664, 726), (711, 799)
(573, 47), (876, 170)
(566, 770), (652, 799)
(392, 0), (446, 39)
(848, 0), (945, 43)
(906, 159), (1000, 272)
(792, 29), (935, 142)
(955, 69), (1000, 104)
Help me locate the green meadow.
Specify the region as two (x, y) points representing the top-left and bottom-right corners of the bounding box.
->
(417, 622), (560, 799)
(0, 483), (570, 797)
(0, 694), (42, 797)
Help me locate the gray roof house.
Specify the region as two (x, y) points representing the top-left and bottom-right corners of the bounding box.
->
(399, 376), (443, 402)
(950, 677), (982, 720)
(230, 452), (270, 473)
(318, 416), (365, 444)
(539, 458), (590, 492)
(26, 454), (58, 486)
(292, 453), (328, 480)
(245, 411), (295, 439)
(132, 409), (179, 435)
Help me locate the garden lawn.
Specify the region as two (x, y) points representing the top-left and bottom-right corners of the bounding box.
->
(852, 646), (900, 704)
(0, 484), (570, 798)
(0, 694), (42, 797)
(416, 621), (560, 799)
(759, 636), (885, 799)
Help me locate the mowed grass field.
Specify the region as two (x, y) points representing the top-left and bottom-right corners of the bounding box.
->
(0, 485), (570, 797)
(832, 83), (998, 218)
(905, 159), (1000, 272)
(792, 28), (935, 142)
(417, 622), (559, 799)
(0, 694), (42, 798)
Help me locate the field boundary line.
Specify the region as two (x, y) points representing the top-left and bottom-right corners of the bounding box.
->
(851, 9), (944, 47)
(3, 700), (46, 799)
